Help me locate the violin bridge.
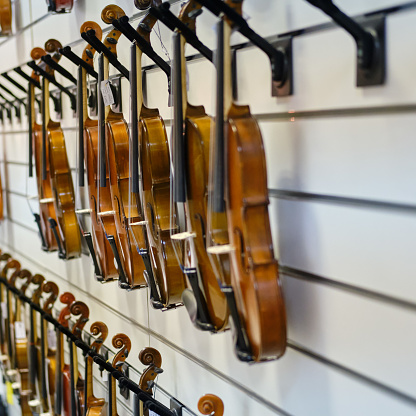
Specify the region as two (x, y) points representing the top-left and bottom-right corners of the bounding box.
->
(75, 208), (92, 215)
(129, 220), (147, 226)
(170, 231), (196, 241)
(207, 244), (235, 255)
(39, 197), (55, 204)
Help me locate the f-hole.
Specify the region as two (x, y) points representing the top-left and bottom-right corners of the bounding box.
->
(146, 202), (157, 237)
(194, 213), (206, 248)
(234, 227), (246, 271)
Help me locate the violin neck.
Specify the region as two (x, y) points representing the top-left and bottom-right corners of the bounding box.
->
(54, 329), (63, 415)
(42, 77), (51, 125)
(86, 354), (93, 402)
(81, 67), (89, 122)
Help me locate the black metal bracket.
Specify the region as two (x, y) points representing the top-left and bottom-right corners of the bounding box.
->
(48, 217), (66, 259)
(221, 286), (254, 362)
(81, 29), (129, 80)
(106, 234), (129, 290)
(27, 61), (77, 110)
(83, 232), (104, 282)
(151, 2), (213, 62)
(59, 46), (99, 80)
(0, 83), (27, 114)
(50, 89), (62, 119)
(305, 1), (386, 87)
(195, 0), (293, 96)
(119, 363), (129, 400)
(41, 54), (77, 85)
(33, 213), (48, 251)
(109, 75), (122, 113)
(0, 93), (21, 121)
(170, 398), (184, 416)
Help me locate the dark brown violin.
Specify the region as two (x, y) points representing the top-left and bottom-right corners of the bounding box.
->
(198, 394), (224, 416)
(30, 47), (59, 252)
(100, 4), (146, 289)
(56, 291), (76, 416)
(80, 21), (119, 282)
(84, 321), (108, 416)
(207, 0), (286, 361)
(43, 38), (82, 259)
(128, 1), (186, 308)
(171, 0), (228, 330)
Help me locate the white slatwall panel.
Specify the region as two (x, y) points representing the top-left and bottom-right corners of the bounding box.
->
(0, 0), (415, 415)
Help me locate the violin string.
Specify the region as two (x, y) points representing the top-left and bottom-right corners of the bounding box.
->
(155, 22), (171, 63)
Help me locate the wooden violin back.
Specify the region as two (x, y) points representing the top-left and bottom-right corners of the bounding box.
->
(0, 0), (11, 35)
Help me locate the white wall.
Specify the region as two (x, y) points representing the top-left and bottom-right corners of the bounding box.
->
(0, 0), (415, 415)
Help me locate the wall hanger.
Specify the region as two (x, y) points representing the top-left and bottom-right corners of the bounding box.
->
(0, 84), (25, 118)
(59, 46), (98, 79)
(40, 54), (77, 85)
(304, 0), (386, 86)
(0, 276), (177, 416)
(195, 0), (293, 97)
(0, 92), (20, 120)
(112, 15), (171, 80)
(1, 72), (28, 94)
(27, 61), (76, 114)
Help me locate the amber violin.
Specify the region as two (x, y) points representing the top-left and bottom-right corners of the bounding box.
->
(43, 38), (82, 259)
(207, 0), (286, 361)
(99, 5), (146, 289)
(84, 321), (108, 416)
(0, 0), (12, 35)
(80, 21), (119, 282)
(129, 1), (186, 308)
(0, 252), (11, 356)
(30, 47), (59, 252)
(171, 0), (228, 331)
(198, 394), (224, 416)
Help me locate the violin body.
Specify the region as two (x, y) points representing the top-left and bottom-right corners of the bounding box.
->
(47, 121), (82, 258)
(0, 0), (11, 35)
(140, 107), (185, 305)
(84, 117), (119, 280)
(54, 0), (73, 13)
(226, 103), (286, 360)
(33, 119), (59, 251)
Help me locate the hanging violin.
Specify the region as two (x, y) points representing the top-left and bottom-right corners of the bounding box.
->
(207, 0), (286, 361)
(84, 321), (108, 416)
(0, 0), (12, 35)
(170, 0), (228, 331)
(99, 4), (146, 289)
(30, 47), (59, 252)
(43, 38), (82, 259)
(129, 1), (185, 308)
(79, 21), (119, 282)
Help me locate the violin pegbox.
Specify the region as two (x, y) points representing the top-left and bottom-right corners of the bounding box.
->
(58, 292), (76, 327)
(30, 273), (45, 305)
(42, 281), (59, 314)
(178, 0), (204, 32)
(80, 21), (103, 66)
(70, 301), (90, 338)
(134, 0), (152, 10)
(101, 5), (125, 53)
(89, 321), (108, 353)
(198, 394), (224, 416)
(16, 270), (32, 295)
(111, 333), (131, 370)
(138, 347), (163, 395)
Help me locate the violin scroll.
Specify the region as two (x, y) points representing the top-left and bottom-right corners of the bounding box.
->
(111, 333), (131, 370)
(89, 321), (108, 353)
(134, 0), (152, 10)
(70, 301), (90, 337)
(138, 347), (163, 394)
(2, 259), (21, 277)
(30, 47), (46, 60)
(58, 291), (75, 326)
(80, 21), (103, 65)
(42, 281), (59, 314)
(44, 38), (63, 54)
(101, 4), (125, 24)
(198, 394), (224, 416)
(16, 270), (32, 295)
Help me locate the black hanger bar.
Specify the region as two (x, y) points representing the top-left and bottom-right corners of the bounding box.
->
(13, 67), (41, 89)
(77, 65), (84, 187)
(28, 81), (33, 177)
(81, 29), (129, 80)
(59, 46), (98, 80)
(41, 54), (78, 85)
(112, 16), (171, 79)
(27, 61), (77, 110)
(0, 92), (20, 118)
(195, 0), (289, 88)
(0, 277), (176, 416)
(1, 72), (27, 93)
(0, 83), (26, 109)
(151, 3), (213, 62)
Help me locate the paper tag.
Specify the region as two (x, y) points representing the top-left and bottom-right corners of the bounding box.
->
(100, 80), (115, 107)
(149, 411), (161, 416)
(6, 381), (13, 404)
(1, 302), (6, 317)
(14, 321), (26, 340)
(47, 329), (57, 350)
(102, 371), (108, 382)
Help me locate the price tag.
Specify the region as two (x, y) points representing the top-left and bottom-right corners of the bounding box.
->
(149, 411), (161, 416)
(47, 329), (57, 350)
(14, 321), (26, 340)
(100, 80), (115, 107)
(6, 381), (13, 404)
(1, 302), (6, 317)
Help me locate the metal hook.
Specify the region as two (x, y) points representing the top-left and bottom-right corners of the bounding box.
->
(41, 54), (77, 85)
(59, 46), (98, 80)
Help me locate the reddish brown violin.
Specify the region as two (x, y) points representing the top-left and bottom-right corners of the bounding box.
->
(207, 0), (286, 361)
(80, 21), (119, 282)
(30, 47), (59, 252)
(100, 4), (146, 289)
(0, 0), (12, 35)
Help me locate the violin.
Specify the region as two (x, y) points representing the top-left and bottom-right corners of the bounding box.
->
(0, 0), (11, 35)
(12, 269), (32, 416)
(129, 2), (185, 308)
(0, 252), (11, 355)
(100, 4), (146, 289)
(207, 0), (286, 361)
(43, 38), (82, 259)
(30, 47), (59, 252)
(171, 0), (228, 330)
(55, 292), (76, 416)
(136, 347), (162, 416)
(198, 394), (224, 416)
(62, 301), (89, 416)
(41, 281), (59, 413)
(48, 0), (73, 13)
(84, 321), (108, 416)
(107, 333), (131, 416)
(80, 21), (119, 282)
